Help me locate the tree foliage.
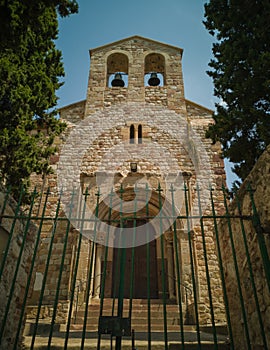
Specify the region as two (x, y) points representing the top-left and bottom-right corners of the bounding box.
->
(204, 0), (270, 182)
(0, 0), (78, 198)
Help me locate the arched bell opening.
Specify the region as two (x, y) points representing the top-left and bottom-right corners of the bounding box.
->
(144, 53), (166, 87)
(107, 52), (129, 87)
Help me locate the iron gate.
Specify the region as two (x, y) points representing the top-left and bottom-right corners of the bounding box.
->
(0, 183), (269, 349)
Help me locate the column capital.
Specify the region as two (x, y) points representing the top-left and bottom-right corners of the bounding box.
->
(164, 231), (174, 243)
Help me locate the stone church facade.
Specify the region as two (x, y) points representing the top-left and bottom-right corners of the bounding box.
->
(28, 36), (227, 326)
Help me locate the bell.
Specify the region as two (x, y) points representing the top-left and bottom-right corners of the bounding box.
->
(111, 73), (125, 87)
(148, 72), (160, 86)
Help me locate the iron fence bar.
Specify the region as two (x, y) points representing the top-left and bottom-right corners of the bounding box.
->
(210, 187), (234, 350)
(0, 186), (25, 281)
(47, 189), (76, 349)
(170, 184), (185, 349)
(13, 187), (51, 349)
(112, 237), (121, 316)
(97, 188), (114, 350)
(63, 188), (89, 350)
(235, 192), (268, 349)
(111, 190), (123, 319)
(222, 185), (251, 350)
(157, 183), (168, 350)
(115, 185), (126, 350)
(111, 190), (124, 319)
(197, 185), (218, 349)
(247, 183), (270, 293)
(145, 184), (152, 350)
(0, 187), (37, 347)
(128, 185), (138, 320)
(30, 189), (62, 350)
(80, 189), (100, 350)
(129, 220), (135, 314)
(183, 182), (201, 349)
(0, 213), (254, 222)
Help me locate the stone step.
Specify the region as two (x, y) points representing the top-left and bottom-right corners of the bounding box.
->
(71, 299), (184, 331)
(23, 338), (230, 350)
(77, 299), (181, 313)
(87, 302), (179, 309)
(90, 298), (172, 304)
(23, 331), (230, 350)
(80, 304), (180, 309)
(71, 315), (182, 327)
(88, 300), (179, 310)
(72, 317), (181, 327)
(23, 323), (229, 349)
(75, 309), (182, 318)
(68, 323), (188, 332)
(23, 298), (229, 349)
(73, 309), (182, 319)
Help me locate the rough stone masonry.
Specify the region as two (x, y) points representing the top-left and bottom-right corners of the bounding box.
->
(27, 36), (227, 327)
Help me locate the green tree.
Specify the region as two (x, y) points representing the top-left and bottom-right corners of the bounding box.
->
(0, 0), (78, 198)
(204, 0), (270, 182)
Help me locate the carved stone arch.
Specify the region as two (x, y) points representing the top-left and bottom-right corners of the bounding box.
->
(95, 186), (173, 299)
(106, 52), (129, 87)
(77, 178), (194, 302)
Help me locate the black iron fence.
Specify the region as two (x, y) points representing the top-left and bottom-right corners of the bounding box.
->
(0, 183), (269, 349)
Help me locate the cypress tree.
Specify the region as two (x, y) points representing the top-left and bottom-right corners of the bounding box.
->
(204, 0), (270, 182)
(0, 0), (78, 198)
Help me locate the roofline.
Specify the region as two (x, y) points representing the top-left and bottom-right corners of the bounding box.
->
(58, 99), (214, 115)
(185, 99), (214, 114)
(58, 99), (86, 112)
(89, 35), (183, 57)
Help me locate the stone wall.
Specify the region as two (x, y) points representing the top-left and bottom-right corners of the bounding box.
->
(59, 100), (85, 124)
(0, 189), (37, 349)
(218, 145), (270, 349)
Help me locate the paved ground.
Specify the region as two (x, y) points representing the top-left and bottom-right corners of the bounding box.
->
(23, 331), (230, 349)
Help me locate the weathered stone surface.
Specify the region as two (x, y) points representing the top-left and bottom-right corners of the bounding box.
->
(0, 188), (37, 349)
(1, 36), (268, 350)
(26, 36), (227, 328)
(217, 145), (270, 349)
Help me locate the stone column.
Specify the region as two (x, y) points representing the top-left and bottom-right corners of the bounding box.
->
(174, 230), (184, 305)
(93, 244), (102, 298)
(89, 241), (96, 302)
(134, 125), (138, 144)
(167, 236), (175, 300)
(191, 230), (199, 300)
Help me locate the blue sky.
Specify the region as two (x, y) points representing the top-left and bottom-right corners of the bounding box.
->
(56, 0), (238, 187)
(56, 0), (215, 109)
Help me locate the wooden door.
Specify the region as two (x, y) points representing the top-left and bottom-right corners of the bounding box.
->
(112, 221), (158, 299)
